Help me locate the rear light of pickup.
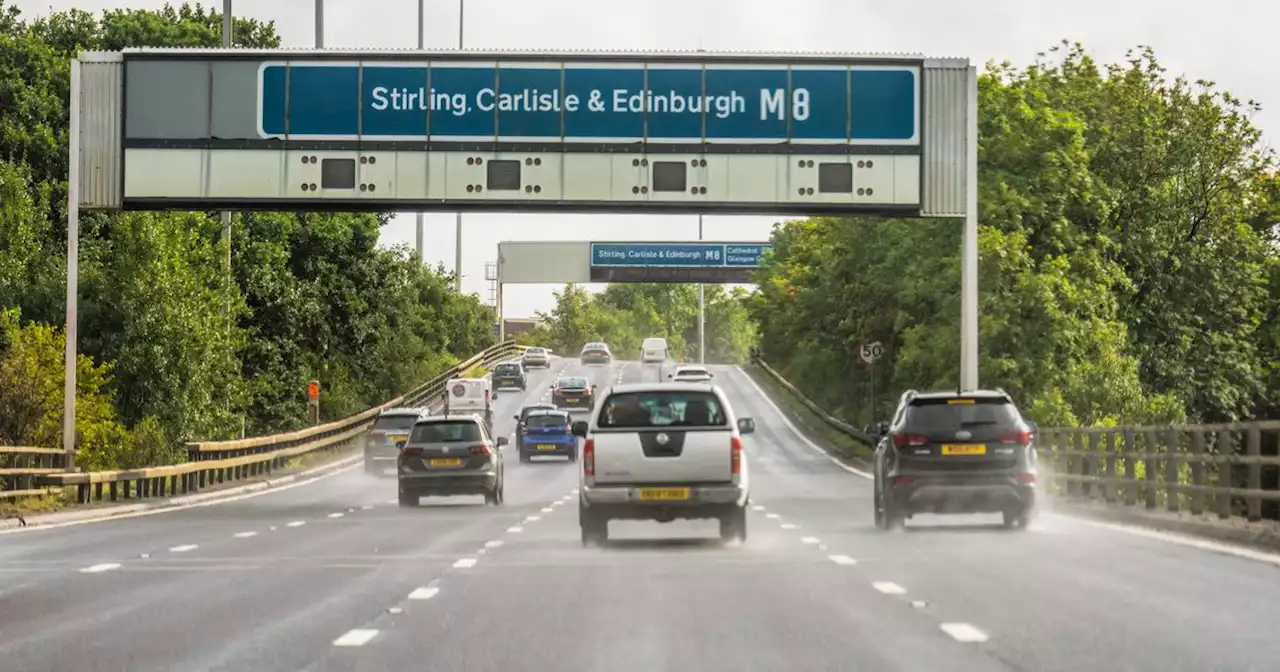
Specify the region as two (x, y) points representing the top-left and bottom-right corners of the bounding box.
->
(583, 438), (595, 479)
(730, 435), (743, 476)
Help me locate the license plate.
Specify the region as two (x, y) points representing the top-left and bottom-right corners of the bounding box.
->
(637, 487), (690, 501)
(941, 444), (987, 455)
(388, 434), (408, 444)
(429, 458), (463, 467)
(536, 444), (557, 451)
(565, 398), (579, 403)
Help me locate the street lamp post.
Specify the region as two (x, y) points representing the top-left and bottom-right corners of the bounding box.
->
(454, 0), (465, 292)
(698, 215), (705, 364)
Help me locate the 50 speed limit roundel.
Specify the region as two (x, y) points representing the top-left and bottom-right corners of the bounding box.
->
(452, 383), (467, 397)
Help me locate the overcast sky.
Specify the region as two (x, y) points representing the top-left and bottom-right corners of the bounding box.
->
(16, 0), (1270, 317)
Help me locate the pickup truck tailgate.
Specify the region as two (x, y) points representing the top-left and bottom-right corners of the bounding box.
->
(592, 428), (732, 484)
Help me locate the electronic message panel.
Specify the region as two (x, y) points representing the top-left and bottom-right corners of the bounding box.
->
(73, 49), (971, 216)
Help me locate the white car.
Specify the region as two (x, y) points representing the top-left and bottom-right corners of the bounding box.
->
(668, 365), (713, 383)
(572, 382), (756, 545)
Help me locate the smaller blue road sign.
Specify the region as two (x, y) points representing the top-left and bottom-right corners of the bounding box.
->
(590, 242), (771, 268)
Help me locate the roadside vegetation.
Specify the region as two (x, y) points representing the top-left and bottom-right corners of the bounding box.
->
(0, 2), (494, 473)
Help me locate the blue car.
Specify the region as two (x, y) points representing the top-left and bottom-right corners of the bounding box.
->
(518, 409), (577, 463)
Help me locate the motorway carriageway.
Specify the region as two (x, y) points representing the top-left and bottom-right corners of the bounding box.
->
(1, 359), (1278, 671)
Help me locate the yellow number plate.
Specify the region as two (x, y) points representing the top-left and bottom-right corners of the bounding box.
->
(941, 444), (987, 455)
(536, 444), (557, 451)
(565, 398), (579, 403)
(388, 434), (409, 444)
(637, 487), (691, 501)
(429, 458), (463, 467)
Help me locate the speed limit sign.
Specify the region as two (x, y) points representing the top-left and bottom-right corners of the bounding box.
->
(859, 342), (884, 364)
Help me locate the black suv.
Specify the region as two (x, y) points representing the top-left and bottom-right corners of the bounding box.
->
(870, 389), (1038, 530)
(493, 361), (527, 391)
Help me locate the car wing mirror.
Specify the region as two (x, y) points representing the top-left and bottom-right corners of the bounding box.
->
(1025, 420), (1038, 434)
(737, 417), (756, 435)
(571, 421), (589, 438)
(496, 436), (509, 447)
(513, 415), (520, 421)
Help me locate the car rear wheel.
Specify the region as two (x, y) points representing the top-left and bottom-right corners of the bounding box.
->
(877, 491), (904, 530)
(398, 490), (419, 508)
(720, 506), (748, 542)
(579, 505), (607, 546)
(1002, 508), (1031, 530)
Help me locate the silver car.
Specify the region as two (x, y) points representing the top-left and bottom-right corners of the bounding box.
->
(397, 414), (508, 507)
(522, 347), (551, 369)
(365, 407), (430, 476)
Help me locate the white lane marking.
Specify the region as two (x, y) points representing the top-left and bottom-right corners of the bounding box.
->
(169, 544), (198, 553)
(551, 500), (564, 507)
(911, 600), (928, 609)
(540, 507), (554, 513)
(751, 505), (766, 511)
(1064, 515), (1280, 567)
(765, 513), (780, 520)
(484, 540), (504, 549)
(800, 536), (820, 544)
(526, 515), (541, 522)
(80, 563), (122, 573)
(872, 582), (906, 595)
(507, 526), (523, 533)
(733, 365), (872, 478)
(571, 488), (580, 495)
(781, 523), (798, 530)
(139, 553), (150, 559)
(453, 558), (477, 569)
(233, 531), (258, 538)
(388, 607), (403, 615)
(332, 629), (379, 647)
(940, 623), (989, 643)
(408, 586), (440, 600)
(360, 505), (374, 510)
(828, 554), (857, 566)
(327, 512), (344, 518)
(269, 526), (278, 531)
(386, 499), (398, 505)
(286, 521), (306, 527)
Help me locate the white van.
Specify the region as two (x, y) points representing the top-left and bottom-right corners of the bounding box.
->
(443, 378), (494, 432)
(640, 337), (669, 364)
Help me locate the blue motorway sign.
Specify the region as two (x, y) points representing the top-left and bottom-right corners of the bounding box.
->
(257, 61), (918, 144)
(590, 243), (772, 268)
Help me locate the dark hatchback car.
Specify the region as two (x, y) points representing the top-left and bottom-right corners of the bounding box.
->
(398, 415), (508, 507)
(493, 361), (527, 391)
(514, 403), (557, 451)
(871, 389), (1038, 530)
(364, 407), (429, 476)
(516, 409), (577, 462)
(551, 377), (596, 412)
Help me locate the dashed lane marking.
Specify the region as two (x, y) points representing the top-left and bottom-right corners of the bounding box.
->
(453, 558), (478, 569)
(332, 629), (379, 647)
(507, 526), (523, 533)
(781, 523), (798, 530)
(286, 521), (306, 527)
(752, 505), (766, 511)
(872, 582), (906, 595)
(940, 623), (989, 643)
(408, 587), (440, 600)
(828, 555), (857, 566)
(765, 513), (780, 520)
(328, 513), (344, 518)
(80, 563), (121, 573)
(485, 540), (504, 549)
(169, 544), (198, 553)
(800, 536), (820, 545)
(526, 515), (541, 522)
(233, 532), (258, 538)
(540, 507), (554, 513)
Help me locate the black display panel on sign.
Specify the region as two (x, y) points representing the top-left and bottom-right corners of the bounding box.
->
(651, 162), (688, 192)
(590, 266), (756, 284)
(818, 163), (854, 193)
(321, 158), (357, 189)
(486, 160), (522, 191)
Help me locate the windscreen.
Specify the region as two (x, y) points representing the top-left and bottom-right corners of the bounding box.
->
(526, 413), (570, 428)
(559, 378), (589, 389)
(599, 391), (728, 428)
(411, 421), (483, 443)
(496, 364), (521, 374)
(904, 398), (1020, 431)
(372, 415), (417, 431)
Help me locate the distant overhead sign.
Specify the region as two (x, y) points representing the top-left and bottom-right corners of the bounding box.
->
(588, 242), (771, 283)
(259, 62), (917, 144)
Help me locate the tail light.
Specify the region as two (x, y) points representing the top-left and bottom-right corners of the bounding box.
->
(891, 475), (918, 486)
(468, 444), (492, 457)
(402, 447), (423, 457)
(1000, 430), (1032, 445)
(730, 436), (743, 475)
(891, 432), (929, 449)
(1015, 473), (1036, 484)
(583, 438), (595, 476)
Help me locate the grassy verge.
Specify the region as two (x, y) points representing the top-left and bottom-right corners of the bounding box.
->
(461, 364), (490, 379)
(743, 363), (875, 466)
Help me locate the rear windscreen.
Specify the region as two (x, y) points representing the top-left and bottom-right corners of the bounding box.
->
(598, 391), (727, 428)
(372, 415), (417, 431)
(559, 378), (588, 389)
(496, 365), (520, 374)
(411, 421), (483, 443)
(526, 348), (545, 354)
(526, 414), (569, 427)
(904, 398), (1020, 431)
